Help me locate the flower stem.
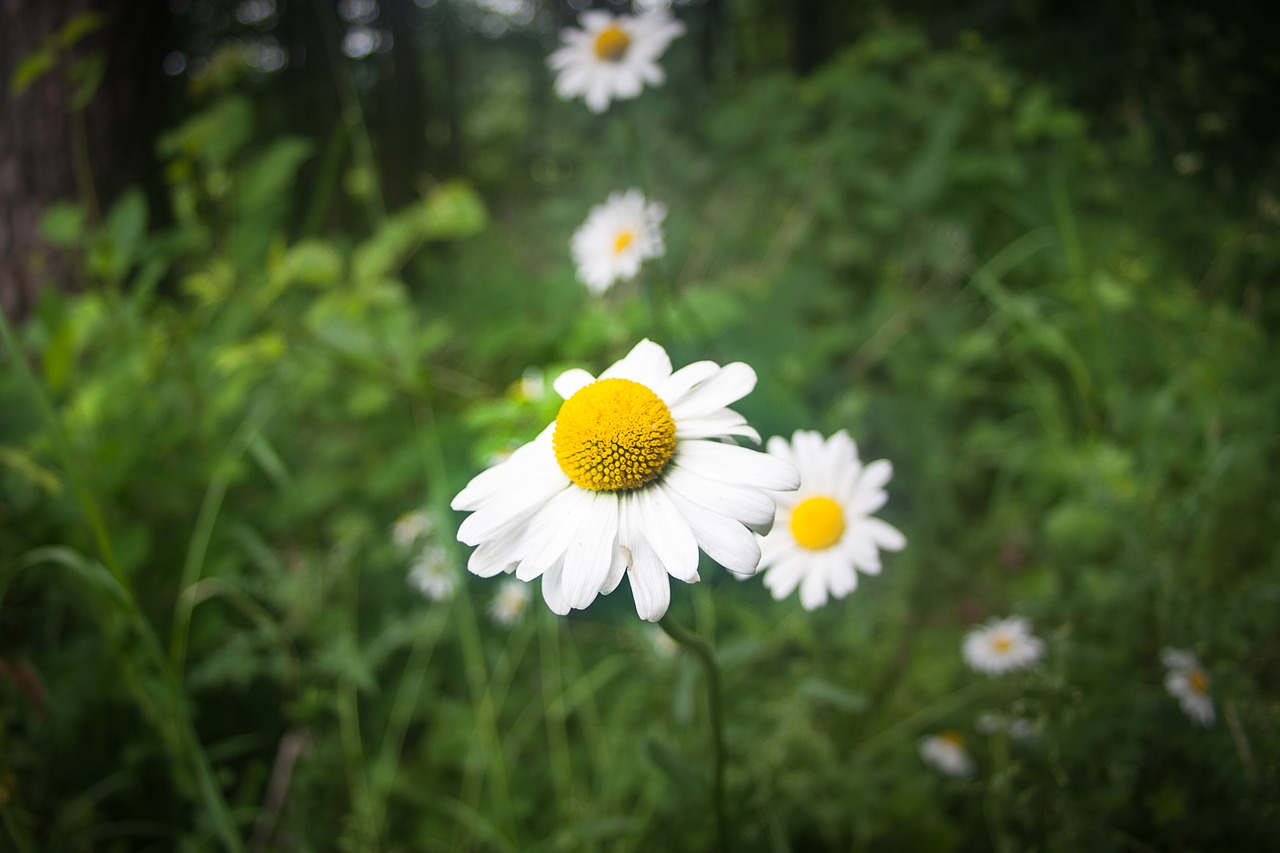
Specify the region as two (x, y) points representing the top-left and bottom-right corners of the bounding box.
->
(658, 615), (728, 853)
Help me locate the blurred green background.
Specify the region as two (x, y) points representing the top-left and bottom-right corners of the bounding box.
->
(2, 1), (1278, 850)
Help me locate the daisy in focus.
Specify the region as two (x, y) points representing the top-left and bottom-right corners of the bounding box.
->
(962, 616), (1045, 675)
(754, 430), (906, 610)
(548, 9), (686, 113)
(487, 579), (532, 627)
(918, 731), (975, 778)
(1161, 647), (1215, 726)
(450, 339), (799, 621)
(408, 545), (457, 602)
(571, 189), (667, 294)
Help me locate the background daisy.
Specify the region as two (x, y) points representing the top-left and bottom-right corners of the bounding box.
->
(1161, 647), (1215, 726)
(408, 545), (457, 602)
(919, 731), (976, 778)
(451, 339), (798, 621)
(487, 579), (532, 627)
(755, 430), (906, 610)
(547, 9), (686, 113)
(962, 616), (1045, 675)
(570, 189), (667, 294)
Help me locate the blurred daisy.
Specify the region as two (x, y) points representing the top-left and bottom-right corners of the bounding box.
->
(918, 731), (975, 778)
(487, 579), (532, 627)
(976, 712), (1037, 741)
(1161, 647), (1215, 726)
(962, 616), (1045, 675)
(408, 545), (457, 602)
(755, 430), (906, 610)
(391, 508), (433, 552)
(451, 339), (799, 621)
(548, 9), (686, 113)
(571, 189), (667, 294)
(510, 367), (547, 403)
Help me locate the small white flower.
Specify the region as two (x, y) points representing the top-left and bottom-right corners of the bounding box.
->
(1161, 647), (1215, 726)
(547, 9), (686, 113)
(511, 367), (547, 403)
(487, 579), (532, 627)
(570, 189), (667, 294)
(408, 545), (457, 602)
(962, 616), (1045, 675)
(391, 509), (433, 552)
(918, 731), (975, 778)
(976, 712), (1037, 740)
(451, 339), (799, 622)
(755, 430), (906, 610)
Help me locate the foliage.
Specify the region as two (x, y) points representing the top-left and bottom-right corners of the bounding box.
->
(2, 12), (1278, 853)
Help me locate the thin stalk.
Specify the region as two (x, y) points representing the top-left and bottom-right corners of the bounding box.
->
(538, 614), (576, 827)
(852, 679), (992, 763)
(658, 615), (728, 853)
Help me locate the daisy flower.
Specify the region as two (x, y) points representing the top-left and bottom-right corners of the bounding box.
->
(450, 339), (799, 621)
(547, 9), (686, 114)
(391, 508), (433, 552)
(976, 712), (1037, 741)
(487, 579), (532, 627)
(755, 430), (906, 610)
(408, 545), (457, 602)
(571, 189), (667, 294)
(1161, 647), (1215, 726)
(918, 731), (975, 778)
(962, 616), (1045, 675)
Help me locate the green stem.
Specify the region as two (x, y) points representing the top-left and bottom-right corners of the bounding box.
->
(658, 614), (728, 853)
(852, 678), (992, 763)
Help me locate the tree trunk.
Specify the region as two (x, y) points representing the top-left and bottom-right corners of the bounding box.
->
(0, 0), (167, 323)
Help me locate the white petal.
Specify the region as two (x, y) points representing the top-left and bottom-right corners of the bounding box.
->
(632, 485), (699, 583)
(658, 360), (719, 404)
(662, 463), (776, 530)
(627, 533), (671, 621)
(675, 410), (761, 443)
(456, 470), (568, 546)
(675, 441), (800, 491)
(553, 368), (597, 399)
(668, 362), (757, 419)
(515, 489), (590, 581)
(451, 427), (557, 510)
(662, 486), (760, 575)
(861, 517), (906, 551)
(600, 339), (672, 388)
(560, 492), (620, 611)
(763, 553), (809, 600)
(799, 567), (830, 611)
(540, 557), (571, 615)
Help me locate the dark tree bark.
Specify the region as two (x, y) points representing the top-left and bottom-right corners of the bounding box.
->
(0, 0), (168, 323)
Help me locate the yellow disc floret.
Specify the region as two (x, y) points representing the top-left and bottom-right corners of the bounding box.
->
(553, 378), (677, 491)
(613, 230), (635, 254)
(594, 25), (631, 61)
(1189, 668), (1210, 695)
(790, 496), (846, 550)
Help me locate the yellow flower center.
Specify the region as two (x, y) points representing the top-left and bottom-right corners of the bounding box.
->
(593, 25), (631, 62)
(940, 730), (966, 747)
(789, 496), (846, 550)
(1189, 668), (1209, 695)
(992, 635), (1013, 653)
(613, 230), (635, 254)
(553, 378), (677, 491)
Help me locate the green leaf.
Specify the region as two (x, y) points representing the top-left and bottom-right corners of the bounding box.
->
(40, 202), (87, 247)
(420, 180), (487, 241)
(57, 11), (106, 48)
(238, 138), (315, 214)
(9, 47), (58, 96)
(69, 51), (106, 109)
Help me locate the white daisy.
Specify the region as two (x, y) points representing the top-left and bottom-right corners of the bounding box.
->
(918, 731), (975, 778)
(450, 339), (799, 622)
(547, 9), (686, 114)
(755, 430), (906, 610)
(570, 189), (667, 294)
(1161, 647), (1215, 726)
(408, 545), (457, 602)
(962, 616), (1045, 675)
(976, 712), (1037, 741)
(487, 579), (532, 627)
(391, 508), (433, 552)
